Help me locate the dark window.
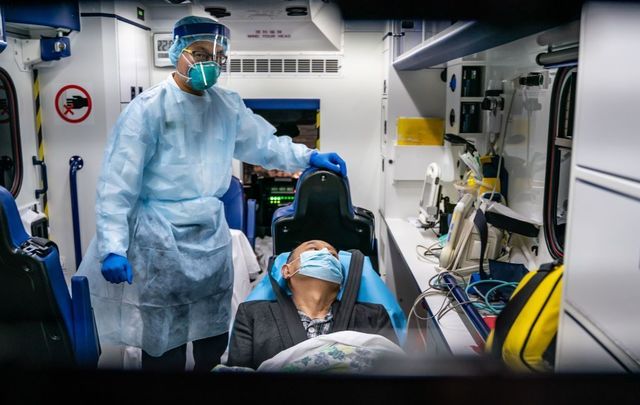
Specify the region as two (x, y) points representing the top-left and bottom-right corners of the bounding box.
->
(0, 68), (22, 197)
(544, 66), (577, 259)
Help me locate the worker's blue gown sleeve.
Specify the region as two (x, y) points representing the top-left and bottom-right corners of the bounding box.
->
(95, 101), (155, 260)
(77, 77), (312, 357)
(232, 94), (312, 172)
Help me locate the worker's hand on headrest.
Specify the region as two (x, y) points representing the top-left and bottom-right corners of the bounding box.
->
(101, 253), (133, 285)
(309, 151), (347, 177)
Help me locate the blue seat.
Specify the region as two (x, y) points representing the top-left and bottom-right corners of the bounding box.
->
(271, 168), (377, 266)
(246, 250), (407, 345)
(221, 176), (256, 249)
(0, 186), (100, 368)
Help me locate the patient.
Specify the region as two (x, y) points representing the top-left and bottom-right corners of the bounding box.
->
(226, 240), (397, 369)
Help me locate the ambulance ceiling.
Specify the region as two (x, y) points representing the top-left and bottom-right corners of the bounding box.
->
(148, 0), (343, 52)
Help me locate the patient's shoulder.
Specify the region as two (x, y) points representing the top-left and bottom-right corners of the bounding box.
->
(352, 302), (393, 324)
(353, 302), (388, 314)
(237, 300), (277, 316)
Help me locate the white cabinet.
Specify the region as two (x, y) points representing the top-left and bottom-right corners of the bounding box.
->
(572, 3), (640, 182)
(116, 20), (150, 104)
(563, 179), (640, 361)
(556, 311), (628, 373)
(557, 3), (640, 371)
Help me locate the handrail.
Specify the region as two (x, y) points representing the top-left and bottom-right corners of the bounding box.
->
(32, 156), (48, 199)
(69, 156), (84, 271)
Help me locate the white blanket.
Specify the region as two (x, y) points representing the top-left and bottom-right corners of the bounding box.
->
(256, 331), (405, 373)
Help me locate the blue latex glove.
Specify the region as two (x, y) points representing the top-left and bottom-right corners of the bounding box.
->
(101, 253), (133, 284)
(309, 151), (347, 177)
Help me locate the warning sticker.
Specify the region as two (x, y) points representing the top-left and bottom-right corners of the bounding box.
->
(55, 84), (92, 123)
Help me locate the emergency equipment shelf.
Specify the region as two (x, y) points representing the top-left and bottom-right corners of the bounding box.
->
(384, 216), (480, 355)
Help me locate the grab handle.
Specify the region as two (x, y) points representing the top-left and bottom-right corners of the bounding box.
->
(32, 156), (48, 199)
(69, 155), (84, 270)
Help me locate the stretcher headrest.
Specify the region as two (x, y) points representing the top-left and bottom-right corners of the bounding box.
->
(271, 168), (376, 258)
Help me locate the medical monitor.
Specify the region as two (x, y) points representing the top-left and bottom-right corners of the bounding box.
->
(418, 163), (441, 227)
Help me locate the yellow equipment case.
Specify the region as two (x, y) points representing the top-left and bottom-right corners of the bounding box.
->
(486, 262), (563, 372)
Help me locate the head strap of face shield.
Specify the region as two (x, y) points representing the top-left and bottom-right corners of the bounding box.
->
(173, 22), (230, 40)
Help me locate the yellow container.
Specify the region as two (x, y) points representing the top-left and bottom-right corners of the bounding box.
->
(396, 117), (444, 146)
(478, 177), (500, 196)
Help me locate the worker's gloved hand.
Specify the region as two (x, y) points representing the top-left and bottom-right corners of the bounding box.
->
(309, 151), (347, 177)
(101, 253), (133, 284)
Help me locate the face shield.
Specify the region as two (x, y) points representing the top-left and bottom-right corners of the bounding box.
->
(169, 18), (230, 90)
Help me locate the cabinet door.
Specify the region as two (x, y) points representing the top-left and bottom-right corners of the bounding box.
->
(573, 3), (640, 182)
(556, 311), (628, 372)
(117, 20), (137, 103)
(564, 179), (640, 360)
(135, 29), (151, 94)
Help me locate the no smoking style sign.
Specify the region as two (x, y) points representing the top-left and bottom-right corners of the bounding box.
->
(55, 84), (92, 123)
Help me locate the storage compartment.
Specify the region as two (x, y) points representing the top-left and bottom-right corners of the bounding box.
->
(572, 4), (640, 182)
(461, 66), (483, 97)
(556, 311), (628, 372)
(563, 180), (640, 360)
(460, 102), (482, 133)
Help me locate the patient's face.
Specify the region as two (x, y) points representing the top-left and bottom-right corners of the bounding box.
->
(284, 240), (338, 274)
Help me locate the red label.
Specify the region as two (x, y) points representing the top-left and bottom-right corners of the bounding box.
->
(55, 84), (92, 123)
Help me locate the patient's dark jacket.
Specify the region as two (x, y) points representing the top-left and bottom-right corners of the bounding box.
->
(227, 299), (397, 369)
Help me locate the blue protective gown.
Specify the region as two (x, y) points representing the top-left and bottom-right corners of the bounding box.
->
(77, 76), (312, 356)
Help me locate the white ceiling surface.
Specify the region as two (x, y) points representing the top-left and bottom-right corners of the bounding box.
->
(144, 0), (343, 52)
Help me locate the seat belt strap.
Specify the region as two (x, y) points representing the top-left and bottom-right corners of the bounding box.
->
(332, 250), (364, 332)
(268, 262), (308, 346)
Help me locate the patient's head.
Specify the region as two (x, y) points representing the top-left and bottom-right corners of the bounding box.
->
(282, 240), (342, 297)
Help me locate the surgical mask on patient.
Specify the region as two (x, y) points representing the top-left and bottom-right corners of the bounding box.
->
(289, 248), (344, 285)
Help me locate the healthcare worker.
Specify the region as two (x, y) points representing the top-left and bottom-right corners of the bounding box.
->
(77, 15), (347, 372)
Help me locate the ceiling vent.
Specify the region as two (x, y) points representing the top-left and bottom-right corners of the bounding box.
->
(226, 56), (341, 76)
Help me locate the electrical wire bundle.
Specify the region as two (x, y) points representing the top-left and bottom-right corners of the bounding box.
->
(407, 271), (518, 350)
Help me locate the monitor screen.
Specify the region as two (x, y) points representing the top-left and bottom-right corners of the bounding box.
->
(419, 163), (441, 223)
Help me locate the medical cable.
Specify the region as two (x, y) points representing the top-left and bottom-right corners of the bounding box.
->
(407, 282), (452, 348)
(406, 271), (462, 349)
(465, 279), (519, 314)
(416, 242), (442, 264)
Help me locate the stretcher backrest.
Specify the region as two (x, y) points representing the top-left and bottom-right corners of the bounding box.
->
(271, 168), (376, 262)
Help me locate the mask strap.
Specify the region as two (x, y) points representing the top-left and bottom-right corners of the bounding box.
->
(285, 255), (302, 278)
(176, 52), (195, 82)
